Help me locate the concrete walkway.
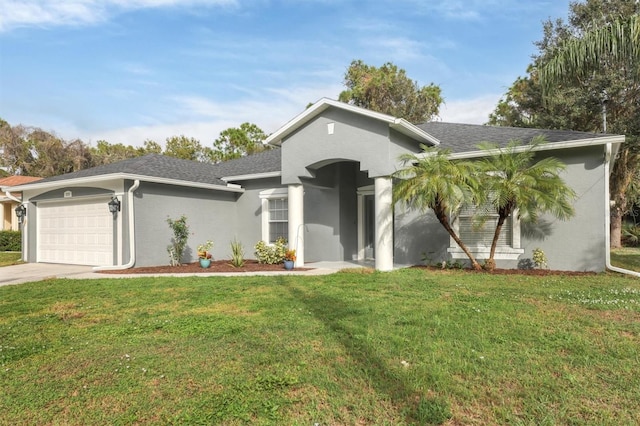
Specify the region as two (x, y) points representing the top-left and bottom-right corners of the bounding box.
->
(0, 261), (372, 287)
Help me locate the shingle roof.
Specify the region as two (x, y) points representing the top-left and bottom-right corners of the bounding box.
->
(14, 149), (282, 188)
(418, 122), (608, 153)
(6, 121), (615, 190)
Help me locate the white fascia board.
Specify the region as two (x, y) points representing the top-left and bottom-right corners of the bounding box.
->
(265, 98), (439, 146)
(221, 171), (282, 182)
(438, 135), (625, 160)
(5, 173), (245, 194)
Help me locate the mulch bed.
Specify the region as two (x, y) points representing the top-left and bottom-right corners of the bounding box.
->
(411, 265), (597, 276)
(98, 259), (312, 274)
(98, 260), (597, 276)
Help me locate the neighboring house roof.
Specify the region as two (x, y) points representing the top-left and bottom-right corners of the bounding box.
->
(0, 175), (43, 200)
(0, 175), (42, 187)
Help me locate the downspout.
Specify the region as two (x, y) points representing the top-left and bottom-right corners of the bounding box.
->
(94, 179), (140, 271)
(604, 144), (640, 278)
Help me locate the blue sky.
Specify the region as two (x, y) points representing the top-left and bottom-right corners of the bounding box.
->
(0, 0), (571, 147)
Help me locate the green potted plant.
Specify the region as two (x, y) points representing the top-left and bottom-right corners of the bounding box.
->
(283, 249), (296, 270)
(197, 240), (213, 268)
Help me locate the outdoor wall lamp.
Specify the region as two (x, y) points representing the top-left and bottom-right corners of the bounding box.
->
(15, 204), (26, 225)
(108, 197), (121, 215)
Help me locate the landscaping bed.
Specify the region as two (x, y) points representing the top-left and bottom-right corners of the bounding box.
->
(98, 259), (312, 274)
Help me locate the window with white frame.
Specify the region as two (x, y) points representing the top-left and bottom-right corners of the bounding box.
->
(448, 202), (523, 260)
(259, 188), (288, 243)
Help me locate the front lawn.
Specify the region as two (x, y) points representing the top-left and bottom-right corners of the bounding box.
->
(611, 247), (640, 272)
(0, 252), (22, 267)
(1, 269), (639, 425)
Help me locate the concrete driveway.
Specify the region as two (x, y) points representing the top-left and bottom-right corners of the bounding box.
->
(0, 263), (97, 287)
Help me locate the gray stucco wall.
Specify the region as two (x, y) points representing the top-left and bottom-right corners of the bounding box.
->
(392, 145), (608, 271)
(518, 146), (607, 272)
(132, 182), (238, 267)
(281, 107), (423, 184)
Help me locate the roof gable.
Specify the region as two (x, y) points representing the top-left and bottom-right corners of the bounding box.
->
(265, 98), (440, 147)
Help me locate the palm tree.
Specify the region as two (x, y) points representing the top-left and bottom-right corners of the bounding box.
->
(539, 14), (640, 91)
(539, 14), (640, 248)
(477, 138), (576, 270)
(393, 146), (483, 270)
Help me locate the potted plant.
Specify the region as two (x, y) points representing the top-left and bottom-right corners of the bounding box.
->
(197, 240), (213, 268)
(283, 249), (296, 270)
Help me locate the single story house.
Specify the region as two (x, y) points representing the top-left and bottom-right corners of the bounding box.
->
(0, 175), (42, 231)
(4, 98), (624, 271)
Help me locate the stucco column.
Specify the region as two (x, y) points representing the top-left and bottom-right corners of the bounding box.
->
(374, 176), (393, 271)
(288, 184), (304, 267)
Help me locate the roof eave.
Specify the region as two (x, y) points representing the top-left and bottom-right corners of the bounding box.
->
(443, 135), (625, 160)
(221, 171), (282, 182)
(5, 173), (245, 193)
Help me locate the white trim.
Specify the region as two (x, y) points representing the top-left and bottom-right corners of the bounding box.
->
(222, 171), (281, 182)
(288, 184), (304, 267)
(448, 247), (525, 260)
(443, 135), (625, 160)
(5, 173), (245, 193)
(259, 188), (289, 243)
(265, 98), (440, 147)
(374, 176), (394, 271)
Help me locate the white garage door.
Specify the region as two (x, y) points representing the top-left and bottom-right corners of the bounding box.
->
(38, 198), (114, 266)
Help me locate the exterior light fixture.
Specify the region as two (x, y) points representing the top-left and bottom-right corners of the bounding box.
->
(15, 204), (26, 225)
(108, 197), (121, 215)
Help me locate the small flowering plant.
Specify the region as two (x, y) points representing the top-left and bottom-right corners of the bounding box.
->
(284, 249), (296, 262)
(197, 240), (214, 259)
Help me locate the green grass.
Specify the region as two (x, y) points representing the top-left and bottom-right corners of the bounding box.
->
(0, 252), (22, 267)
(611, 247), (640, 272)
(1, 269), (639, 425)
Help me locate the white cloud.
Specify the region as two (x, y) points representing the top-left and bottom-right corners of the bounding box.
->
(0, 0), (237, 32)
(438, 94), (502, 124)
(79, 81), (343, 147)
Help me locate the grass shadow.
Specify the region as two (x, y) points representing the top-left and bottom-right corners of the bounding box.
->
(286, 284), (451, 424)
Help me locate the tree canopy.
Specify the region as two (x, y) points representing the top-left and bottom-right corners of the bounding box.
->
(338, 60), (443, 124)
(208, 122), (270, 163)
(487, 0), (640, 248)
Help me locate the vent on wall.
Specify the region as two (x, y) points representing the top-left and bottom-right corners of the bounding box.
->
(327, 122), (335, 135)
(64, 191), (72, 198)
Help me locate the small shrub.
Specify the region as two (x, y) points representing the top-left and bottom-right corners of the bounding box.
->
(229, 239), (245, 268)
(254, 237), (287, 264)
(532, 248), (548, 269)
(167, 215), (189, 266)
(0, 231), (21, 251)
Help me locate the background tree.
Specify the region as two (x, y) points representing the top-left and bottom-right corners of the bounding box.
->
(90, 140), (142, 166)
(207, 122), (270, 163)
(477, 139), (576, 270)
(339, 60), (443, 123)
(487, 0), (640, 248)
(163, 135), (205, 161)
(393, 146), (482, 270)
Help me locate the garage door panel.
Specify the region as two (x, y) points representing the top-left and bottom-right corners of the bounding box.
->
(38, 198), (113, 266)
